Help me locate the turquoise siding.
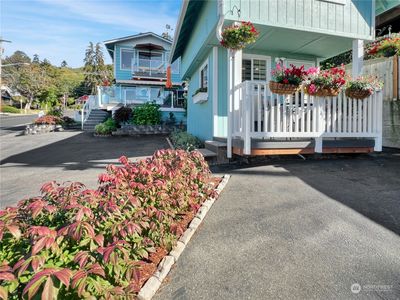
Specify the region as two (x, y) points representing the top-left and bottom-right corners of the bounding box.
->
(224, 0), (374, 40)
(114, 45), (133, 80)
(114, 45), (181, 82)
(187, 50), (214, 141)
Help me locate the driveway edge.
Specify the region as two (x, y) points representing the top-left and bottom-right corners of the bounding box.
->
(137, 174), (231, 300)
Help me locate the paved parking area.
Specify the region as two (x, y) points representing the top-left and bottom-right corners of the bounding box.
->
(156, 151), (400, 300)
(0, 131), (169, 208)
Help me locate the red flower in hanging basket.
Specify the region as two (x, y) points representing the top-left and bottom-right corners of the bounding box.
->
(220, 21), (259, 50)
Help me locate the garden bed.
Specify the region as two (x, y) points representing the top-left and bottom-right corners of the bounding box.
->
(0, 150), (227, 299)
(112, 124), (186, 136)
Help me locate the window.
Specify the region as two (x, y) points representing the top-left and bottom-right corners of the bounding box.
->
(121, 49), (134, 70)
(242, 56), (270, 82)
(200, 60), (208, 90)
(123, 86), (185, 109)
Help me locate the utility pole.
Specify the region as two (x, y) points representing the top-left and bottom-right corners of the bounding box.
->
(0, 37), (12, 110)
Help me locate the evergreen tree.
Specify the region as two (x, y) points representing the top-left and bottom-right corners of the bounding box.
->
(61, 60), (68, 68)
(32, 54), (40, 64)
(83, 42), (110, 94)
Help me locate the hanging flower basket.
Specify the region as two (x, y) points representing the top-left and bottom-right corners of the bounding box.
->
(345, 89), (372, 99)
(303, 65), (347, 97)
(220, 21), (259, 50)
(305, 86), (340, 97)
(345, 76), (383, 100)
(269, 81), (299, 95)
(269, 64), (305, 94)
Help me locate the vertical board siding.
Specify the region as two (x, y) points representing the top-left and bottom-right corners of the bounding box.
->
(224, 0), (373, 40)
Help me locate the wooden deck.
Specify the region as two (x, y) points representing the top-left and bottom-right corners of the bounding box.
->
(213, 137), (375, 157)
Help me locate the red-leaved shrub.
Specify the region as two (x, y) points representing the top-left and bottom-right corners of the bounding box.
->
(0, 150), (218, 299)
(34, 115), (63, 125)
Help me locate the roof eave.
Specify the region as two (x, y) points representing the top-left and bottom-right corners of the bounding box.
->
(169, 0), (189, 64)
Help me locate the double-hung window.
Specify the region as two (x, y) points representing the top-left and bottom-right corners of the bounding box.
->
(242, 55), (270, 82)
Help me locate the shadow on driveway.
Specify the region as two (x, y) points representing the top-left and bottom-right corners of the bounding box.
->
(1, 132), (169, 170)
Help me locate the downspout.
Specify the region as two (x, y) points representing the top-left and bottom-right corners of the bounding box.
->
(216, 0), (224, 42)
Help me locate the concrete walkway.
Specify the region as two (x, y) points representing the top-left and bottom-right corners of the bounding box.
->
(156, 152), (400, 299)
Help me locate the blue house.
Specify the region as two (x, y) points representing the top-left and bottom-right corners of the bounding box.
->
(82, 32), (186, 130)
(170, 0), (384, 157)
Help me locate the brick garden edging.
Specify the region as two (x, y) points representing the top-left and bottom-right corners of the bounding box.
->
(137, 174), (231, 300)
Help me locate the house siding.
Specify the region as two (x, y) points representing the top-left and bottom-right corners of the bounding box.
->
(187, 50), (214, 141)
(224, 0), (374, 40)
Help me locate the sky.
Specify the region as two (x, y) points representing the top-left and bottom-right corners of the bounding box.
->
(1, 0), (182, 67)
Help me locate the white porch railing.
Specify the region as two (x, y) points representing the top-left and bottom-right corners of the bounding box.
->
(230, 81), (383, 155)
(81, 95), (97, 130)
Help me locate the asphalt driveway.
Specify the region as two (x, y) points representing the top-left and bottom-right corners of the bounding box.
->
(0, 131), (169, 208)
(156, 151), (400, 299)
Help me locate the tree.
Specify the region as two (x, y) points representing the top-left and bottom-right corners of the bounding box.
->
(61, 60), (68, 68)
(83, 42), (112, 94)
(32, 54), (40, 64)
(11, 64), (50, 109)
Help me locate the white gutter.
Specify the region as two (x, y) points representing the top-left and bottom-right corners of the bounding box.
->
(169, 0), (189, 64)
(216, 0), (224, 42)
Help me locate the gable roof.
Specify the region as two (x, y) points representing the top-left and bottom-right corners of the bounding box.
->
(104, 32), (172, 46)
(104, 32), (172, 59)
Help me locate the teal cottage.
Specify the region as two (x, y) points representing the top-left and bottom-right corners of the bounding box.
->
(82, 32), (186, 130)
(170, 0), (385, 157)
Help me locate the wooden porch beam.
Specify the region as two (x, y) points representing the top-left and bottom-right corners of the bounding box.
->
(232, 147), (374, 156)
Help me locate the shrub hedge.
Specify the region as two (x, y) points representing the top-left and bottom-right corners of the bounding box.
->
(0, 150), (218, 299)
(34, 115), (63, 125)
(1, 106), (20, 114)
(95, 118), (117, 135)
(170, 131), (203, 151)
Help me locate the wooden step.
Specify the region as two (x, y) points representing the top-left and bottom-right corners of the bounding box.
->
(196, 148), (217, 158)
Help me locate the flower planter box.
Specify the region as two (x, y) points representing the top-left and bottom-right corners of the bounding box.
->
(193, 92), (208, 104)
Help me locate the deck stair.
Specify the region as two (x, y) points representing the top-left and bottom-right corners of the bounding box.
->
(82, 109), (110, 131)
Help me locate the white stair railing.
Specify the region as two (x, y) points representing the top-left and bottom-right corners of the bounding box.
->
(81, 95), (97, 130)
(232, 81), (383, 155)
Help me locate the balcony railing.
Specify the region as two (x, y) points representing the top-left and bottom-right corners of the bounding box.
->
(132, 59), (167, 77)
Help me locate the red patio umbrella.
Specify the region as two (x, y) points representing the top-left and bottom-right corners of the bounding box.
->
(166, 66), (172, 89)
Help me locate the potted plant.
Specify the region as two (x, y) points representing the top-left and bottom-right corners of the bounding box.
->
(192, 87), (208, 104)
(220, 21), (259, 50)
(345, 76), (383, 100)
(369, 37), (400, 58)
(269, 64), (306, 95)
(304, 65), (347, 97)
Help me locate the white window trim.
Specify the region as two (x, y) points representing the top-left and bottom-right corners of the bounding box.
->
(199, 58), (209, 90)
(242, 54), (272, 82)
(120, 48), (135, 71)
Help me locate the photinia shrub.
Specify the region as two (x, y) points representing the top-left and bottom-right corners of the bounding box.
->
(0, 150), (218, 299)
(34, 115), (63, 125)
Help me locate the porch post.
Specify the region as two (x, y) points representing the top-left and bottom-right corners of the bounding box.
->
(352, 39), (364, 78)
(227, 47), (242, 158)
(97, 86), (101, 108)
